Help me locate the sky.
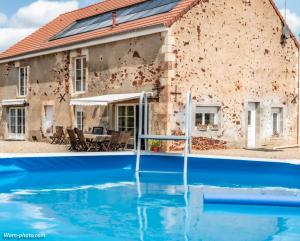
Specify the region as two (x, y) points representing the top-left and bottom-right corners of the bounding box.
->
(0, 0), (299, 52)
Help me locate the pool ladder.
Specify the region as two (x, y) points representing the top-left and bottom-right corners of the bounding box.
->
(135, 91), (192, 183)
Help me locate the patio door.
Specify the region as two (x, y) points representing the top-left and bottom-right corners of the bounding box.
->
(116, 105), (135, 148)
(8, 107), (25, 140)
(116, 105), (147, 149)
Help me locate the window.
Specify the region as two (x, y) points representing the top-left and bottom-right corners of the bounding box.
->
(76, 107), (84, 130)
(195, 106), (220, 130)
(117, 105), (135, 135)
(19, 67), (28, 96)
(272, 107), (283, 136)
(74, 57), (86, 93)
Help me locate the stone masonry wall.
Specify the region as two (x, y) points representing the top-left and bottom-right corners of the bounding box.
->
(167, 0), (299, 147)
(0, 33), (167, 139)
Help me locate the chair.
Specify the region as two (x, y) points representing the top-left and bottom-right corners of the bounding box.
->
(30, 129), (46, 142)
(101, 132), (120, 151)
(66, 128), (81, 151)
(118, 132), (132, 151)
(50, 126), (65, 144)
(92, 127), (104, 135)
(106, 129), (115, 135)
(74, 128), (97, 152)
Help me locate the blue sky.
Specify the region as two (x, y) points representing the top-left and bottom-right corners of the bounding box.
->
(0, 0), (299, 52)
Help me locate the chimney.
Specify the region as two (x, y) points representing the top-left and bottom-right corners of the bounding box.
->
(112, 11), (117, 28)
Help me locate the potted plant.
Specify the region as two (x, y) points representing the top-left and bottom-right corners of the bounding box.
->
(149, 139), (161, 152)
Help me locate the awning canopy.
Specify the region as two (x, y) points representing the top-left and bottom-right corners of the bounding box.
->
(70, 92), (152, 106)
(0, 99), (27, 106)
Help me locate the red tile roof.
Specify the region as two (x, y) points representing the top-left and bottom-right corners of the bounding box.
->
(0, 0), (298, 61)
(0, 0), (201, 60)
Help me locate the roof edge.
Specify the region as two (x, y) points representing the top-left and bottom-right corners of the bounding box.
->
(269, 0), (299, 49)
(0, 24), (168, 64)
(165, 0), (299, 48)
(165, 0), (204, 27)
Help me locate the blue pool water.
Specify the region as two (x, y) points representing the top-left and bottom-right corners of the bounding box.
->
(0, 154), (300, 240)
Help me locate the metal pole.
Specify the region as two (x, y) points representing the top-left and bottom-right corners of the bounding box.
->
(188, 92), (192, 154)
(284, 0), (287, 22)
(184, 182), (189, 241)
(183, 91), (190, 185)
(136, 92), (145, 172)
(298, 34), (300, 144)
(144, 93), (148, 151)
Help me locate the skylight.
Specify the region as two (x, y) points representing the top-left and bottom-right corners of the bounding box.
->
(51, 0), (180, 40)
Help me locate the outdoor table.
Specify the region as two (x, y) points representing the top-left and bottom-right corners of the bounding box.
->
(84, 134), (111, 142)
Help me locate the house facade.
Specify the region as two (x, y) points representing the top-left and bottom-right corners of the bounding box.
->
(0, 0), (298, 148)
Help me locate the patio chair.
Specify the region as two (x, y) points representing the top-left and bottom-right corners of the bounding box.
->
(106, 129), (115, 135)
(50, 126), (65, 144)
(118, 132), (132, 151)
(101, 132), (120, 151)
(74, 128), (97, 152)
(66, 128), (81, 151)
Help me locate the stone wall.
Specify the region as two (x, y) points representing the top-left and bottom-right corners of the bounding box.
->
(0, 0), (298, 148)
(167, 0), (299, 147)
(0, 33), (166, 139)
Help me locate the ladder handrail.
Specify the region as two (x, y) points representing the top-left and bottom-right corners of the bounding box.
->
(183, 91), (191, 184)
(135, 92), (145, 172)
(136, 91), (192, 176)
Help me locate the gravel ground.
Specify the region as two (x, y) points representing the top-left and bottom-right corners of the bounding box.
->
(0, 140), (299, 160)
(194, 148), (300, 160)
(0, 140), (68, 153)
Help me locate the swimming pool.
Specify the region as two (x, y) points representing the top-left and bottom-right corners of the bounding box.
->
(0, 153), (300, 240)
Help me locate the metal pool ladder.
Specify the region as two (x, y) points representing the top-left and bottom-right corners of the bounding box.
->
(136, 91), (192, 182)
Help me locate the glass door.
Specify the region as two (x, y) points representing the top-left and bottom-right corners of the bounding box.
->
(116, 105), (135, 149)
(9, 107), (25, 140)
(117, 105), (135, 133)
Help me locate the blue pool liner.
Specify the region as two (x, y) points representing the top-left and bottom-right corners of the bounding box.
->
(204, 203), (300, 217)
(0, 153), (300, 188)
(203, 194), (300, 207)
(0, 165), (26, 174)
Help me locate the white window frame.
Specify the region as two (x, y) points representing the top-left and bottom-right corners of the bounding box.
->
(75, 106), (84, 130)
(272, 107), (283, 136)
(195, 106), (220, 131)
(74, 56), (86, 93)
(18, 67), (28, 97)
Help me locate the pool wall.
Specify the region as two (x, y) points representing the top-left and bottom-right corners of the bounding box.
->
(0, 152), (300, 174)
(1, 152), (300, 188)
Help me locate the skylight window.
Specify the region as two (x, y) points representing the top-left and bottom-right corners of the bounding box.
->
(51, 0), (180, 40)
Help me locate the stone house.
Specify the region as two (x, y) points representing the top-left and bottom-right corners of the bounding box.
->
(0, 0), (298, 149)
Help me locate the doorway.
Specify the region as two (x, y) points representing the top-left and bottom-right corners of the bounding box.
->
(8, 107), (25, 140)
(116, 104), (147, 149)
(247, 103), (257, 148)
(43, 106), (54, 135)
